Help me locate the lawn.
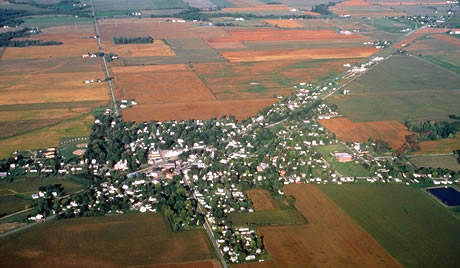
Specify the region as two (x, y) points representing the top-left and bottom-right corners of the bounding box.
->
(320, 184), (460, 268)
(0, 213), (217, 267)
(228, 208), (307, 227)
(327, 55), (460, 122)
(410, 154), (460, 171)
(315, 144), (370, 177)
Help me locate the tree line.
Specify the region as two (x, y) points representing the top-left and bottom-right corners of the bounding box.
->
(0, 28), (62, 47)
(113, 36), (153, 44)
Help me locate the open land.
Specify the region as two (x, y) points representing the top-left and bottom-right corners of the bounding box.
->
(315, 143), (371, 177)
(327, 55), (460, 122)
(320, 184), (460, 267)
(245, 189), (279, 210)
(410, 154), (460, 171)
(0, 24), (109, 157)
(103, 39), (175, 57)
(416, 136), (460, 155)
(236, 184), (400, 267)
(264, 20), (304, 28)
(319, 118), (412, 149)
(0, 213), (217, 267)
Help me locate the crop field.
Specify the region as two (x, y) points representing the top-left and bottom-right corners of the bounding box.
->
(264, 20), (304, 28)
(228, 209), (306, 227)
(193, 59), (355, 100)
(315, 143), (371, 177)
(319, 118), (412, 149)
(410, 154), (460, 171)
(245, 189), (279, 210)
(319, 184), (460, 267)
(222, 4), (290, 12)
(0, 213), (217, 267)
(112, 65), (215, 104)
(92, 0), (187, 12)
(237, 184), (400, 267)
(103, 40), (175, 57)
(330, 4), (407, 17)
(416, 136), (460, 155)
(220, 47), (379, 62)
(22, 15), (93, 28)
(327, 55), (460, 122)
(394, 27), (446, 48)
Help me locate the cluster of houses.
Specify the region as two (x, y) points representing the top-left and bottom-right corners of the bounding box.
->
(119, 99), (137, 109)
(83, 79), (102, 84)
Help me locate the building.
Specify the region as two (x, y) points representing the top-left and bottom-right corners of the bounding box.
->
(334, 152), (352, 162)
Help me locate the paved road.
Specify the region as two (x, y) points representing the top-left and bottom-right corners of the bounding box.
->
(0, 215), (55, 239)
(89, 0), (119, 115)
(0, 208), (33, 221)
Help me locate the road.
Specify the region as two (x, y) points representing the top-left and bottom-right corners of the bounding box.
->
(180, 165), (228, 268)
(89, 0), (119, 115)
(0, 215), (55, 239)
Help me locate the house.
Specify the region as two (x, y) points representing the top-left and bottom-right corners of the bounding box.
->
(334, 152), (352, 162)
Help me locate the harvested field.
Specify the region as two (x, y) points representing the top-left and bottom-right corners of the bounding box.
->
(207, 41), (246, 49)
(121, 98), (277, 122)
(330, 5), (406, 17)
(304, 11), (320, 16)
(338, 0), (371, 6)
(430, 33), (460, 47)
(410, 154), (460, 171)
(246, 189), (279, 210)
(112, 67), (215, 104)
(236, 184), (400, 268)
(220, 47), (379, 62)
(319, 118), (412, 149)
(111, 64), (191, 73)
(416, 136), (460, 155)
(104, 40), (175, 57)
(0, 72), (108, 105)
(0, 223), (25, 234)
(376, 1), (449, 5)
(222, 4), (290, 12)
(0, 58), (103, 75)
(0, 214), (217, 267)
(98, 19), (229, 41)
(193, 59), (356, 100)
(395, 27), (446, 48)
(153, 259), (221, 268)
(265, 20), (304, 28)
(210, 29), (361, 43)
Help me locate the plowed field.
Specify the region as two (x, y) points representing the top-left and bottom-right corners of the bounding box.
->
(236, 184), (400, 268)
(246, 189), (279, 211)
(319, 117), (412, 149)
(265, 20), (304, 28)
(395, 27), (446, 48)
(220, 47), (379, 62)
(339, 0), (371, 6)
(431, 33), (460, 47)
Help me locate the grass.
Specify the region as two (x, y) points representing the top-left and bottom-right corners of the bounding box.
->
(416, 136), (460, 155)
(419, 55), (460, 74)
(23, 15), (92, 28)
(0, 213), (216, 267)
(228, 208), (307, 227)
(327, 55), (460, 122)
(371, 18), (415, 33)
(315, 144), (370, 177)
(320, 184), (460, 268)
(245, 84), (269, 93)
(0, 196), (30, 218)
(58, 136), (89, 160)
(93, 0), (187, 12)
(409, 154), (460, 171)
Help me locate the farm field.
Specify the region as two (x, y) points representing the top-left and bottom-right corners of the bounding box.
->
(327, 55), (460, 122)
(245, 189), (279, 210)
(236, 184), (400, 268)
(92, 0), (188, 12)
(0, 24), (109, 158)
(0, 213), (217, 267)
(228, 209), (306, 227)
(416, 136), (460, 155)
(319, 118), (412, 149)
(315, 143), (371, 177)
(319, 184), (460, 267)
(394, 27), (446, 48)
(410, 154), (460, 171)
(103, 39), (175, 57)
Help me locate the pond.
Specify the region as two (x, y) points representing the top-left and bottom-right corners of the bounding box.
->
(427, 187), (460, 206)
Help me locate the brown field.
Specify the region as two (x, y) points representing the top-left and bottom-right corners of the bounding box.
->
(153, 259), (221, 268)
(0, 58), (103, 75)
(207, 41), (247, 49)
(319, 117), (412, 149)
(377, 1), (448, 5)
(0, 72), (108, 105)
(236, 184), (400, 268)
(304, 11), (321, 16)
(220, 47), (379, 62)
(395, 27), (446, 48)
(338, 0), (371, 6)
(0, 214), (217, 267)
(265, 20), (304, 28)
(193, 59), (358, 100)
(210, 29), (361, 43)
(415, 136), (460, 155)
(0, 223), (25, 234)
(104, 40), (175, 57)
(98, 19), (229, 41)
(430, 33), (460, 47)
(122, 98), (277, 122)
(112, 67), (215, 104)
(222, 4), (290, 12)
(230, 0), (258, 7)
(246, 189), (279, 211)
(2, 29), (98, 60)
(330, 5), (406, 17)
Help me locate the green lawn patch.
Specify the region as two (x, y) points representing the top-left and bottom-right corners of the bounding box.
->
(315, 144), (370, 177)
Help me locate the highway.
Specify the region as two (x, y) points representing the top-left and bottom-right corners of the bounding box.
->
(89, 0), (119, 115)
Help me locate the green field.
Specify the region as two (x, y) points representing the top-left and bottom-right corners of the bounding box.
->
(315, 144), (370, 177)
(228, 208), (307, 227)
(327, 55), (460, 122)
(0, 176), (86, 217)
(22, 15), (93, 28)
(0, 213), (217, 267)
(93, 0), (187, 12)
(370, 18), (415, 33)
(320, 184), (460, 268)
(410, 154), (460, 171)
